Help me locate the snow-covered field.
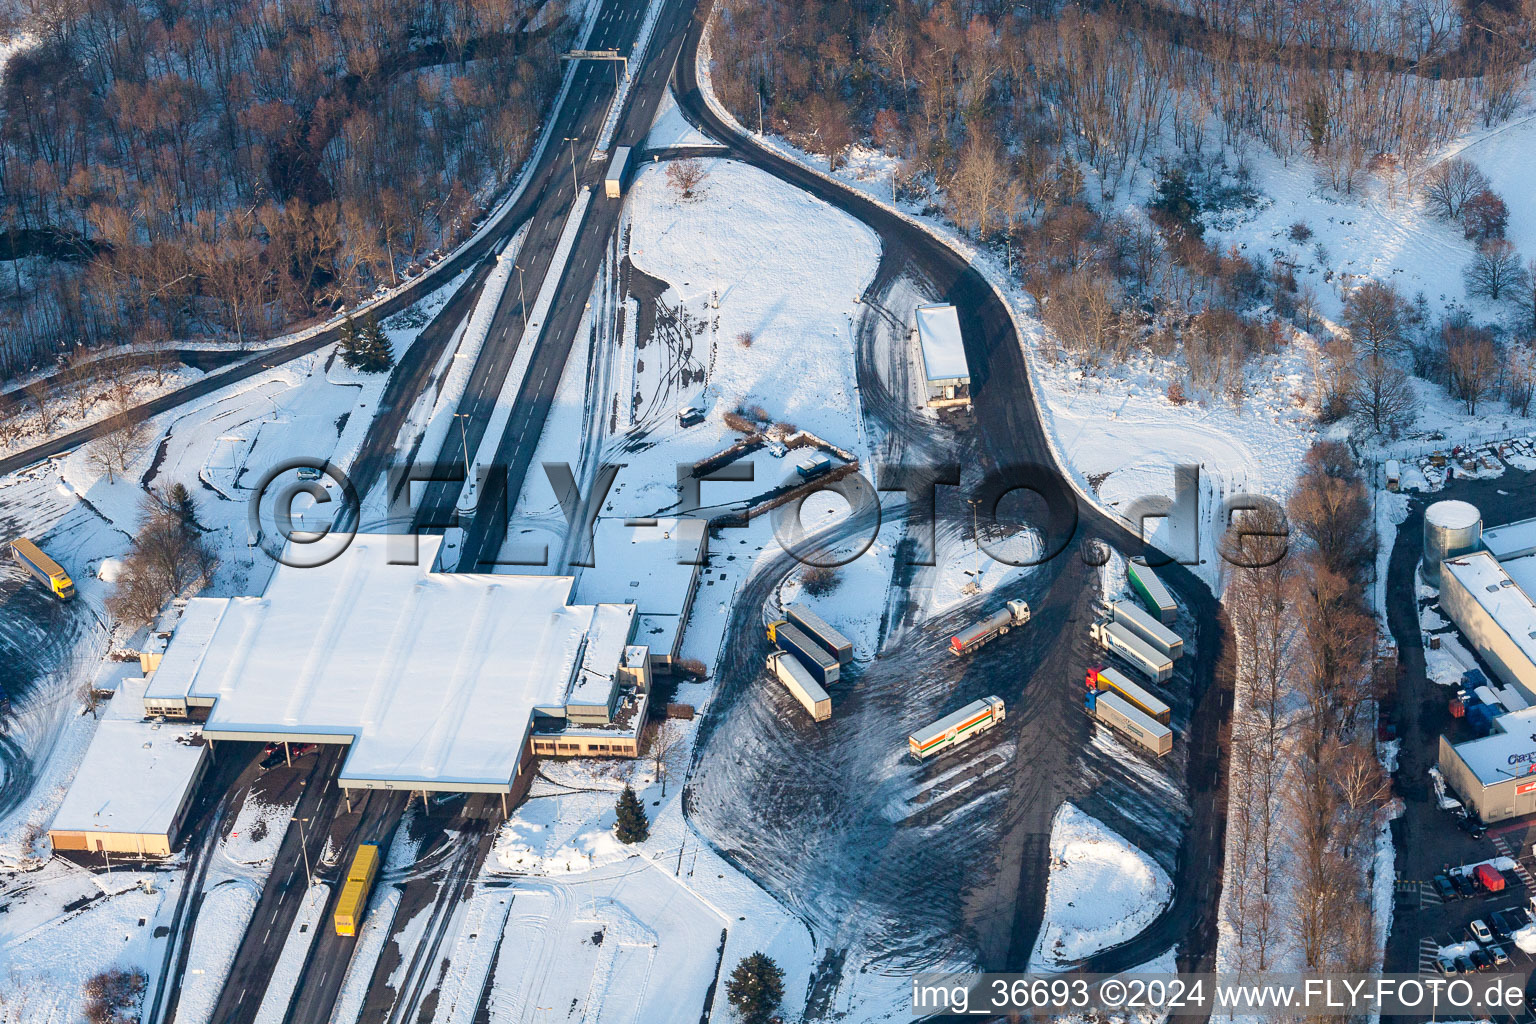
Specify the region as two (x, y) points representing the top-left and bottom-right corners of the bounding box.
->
(1030, 804), (1173, 970)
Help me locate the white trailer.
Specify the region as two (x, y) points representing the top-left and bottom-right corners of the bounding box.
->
(1110, 601), (1183, 660)
(909, 696), (1004, 760)
(1091, 620), (1174, 683)
(767, 651), (831, 722)
(1091, 690), (1172, 757)
(604, 146), (632, 199)
(1126, 561), (1177, 624)
(786, 602), (853, 666)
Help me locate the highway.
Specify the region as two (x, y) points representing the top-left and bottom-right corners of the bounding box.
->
(412, 0), (702, 574)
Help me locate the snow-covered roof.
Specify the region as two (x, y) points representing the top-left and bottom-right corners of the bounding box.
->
(143, 597), (230, 704)
(1443, 551), (1536, 679)
(1427, 500), (1481, 531)
(186, 535), (633, 790)
(1485, 517), (1536, 562)
(914, 303), (969, 384)
(51, 683), (206, 839)
(1447, 706), (1536, 785)
(573, 518), (705, 619)
(567, 604), (637, 710)
(90, 660), (141, 694)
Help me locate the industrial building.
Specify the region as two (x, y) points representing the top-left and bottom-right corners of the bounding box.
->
(1438, 706), (1536, 823)
(49, 680), (209, 857)
(572, 517), (706, 670)
(913, 303), (970, 410)
(1429, 503), (1536, 820)
(140, 534), (653, 799)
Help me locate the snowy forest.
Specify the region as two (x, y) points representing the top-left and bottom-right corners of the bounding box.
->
(0, 0), (576, 378)
(710, 0), (1536, 438)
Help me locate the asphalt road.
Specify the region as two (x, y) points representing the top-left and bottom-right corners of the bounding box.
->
(411, 0), (700, 572)
(205, 746), (344, 1024)
(674, 0), (1233, 987)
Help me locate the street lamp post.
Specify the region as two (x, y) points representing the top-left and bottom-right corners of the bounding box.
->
(454, 413), (473, 480)
(292, 816), (313, 886)
(515, 264), (528, 330)
(563, 137), (580, 195)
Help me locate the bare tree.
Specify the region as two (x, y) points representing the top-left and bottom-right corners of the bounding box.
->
(1423, 157), (1490, 220)
(1508, 343), (1536, 416)
(665, 158), (710, 201)
(86, 404), (152, 484)
(1446, 336), (1501, 414)
(1349, 357), (1417, 437)
(106, 489), (218, 628)
(1342, 280), (1407, 360)
(1465, 239), (1527, 302)
(647, 719), (685, 797)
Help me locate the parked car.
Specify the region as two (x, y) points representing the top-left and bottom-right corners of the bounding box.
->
(1470, 948), (1494, 972)
(296, 465), (323, 482)
(1434, 874), (1459, 901)
(1507, 906), (1532, 928)
(1490, 945), (1511, 967)
(1459, 816), (1487, 839)
(1490, 913), (1514, 943)
(1435, 956), (1458, 977)
(1455, 954), (1477, 975)
(1470, 919), (1494, 945)
(1452, 871), (1479, 898)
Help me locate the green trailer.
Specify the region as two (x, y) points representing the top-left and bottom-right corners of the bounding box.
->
(1126, 561), (1177, 624)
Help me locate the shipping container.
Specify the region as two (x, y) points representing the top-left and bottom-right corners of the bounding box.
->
(333, 843), (380, 936)
(604, 146), (631, 198)
(1476, 863), (1506, 892)
(909, 696), (1004, 760)
(796, 453), (832, 479)
(949, 600), (1030, 656)
(767, 651), (831, 721)
(1090, 666), (1171, 725)
(785, 602), (853, 665)
(767, 621), (839, 685)
(1126, 561), (1176, 624)
(1109, 601), (1183, 660)
(1090, 620), (1174, 683)
(9, 538), (74, 600)
(1089, 690), (1173, 757)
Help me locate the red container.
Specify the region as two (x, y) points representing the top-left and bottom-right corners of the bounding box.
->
(1476, 863), (1506, 892)
(1451, 697), (1466, 718)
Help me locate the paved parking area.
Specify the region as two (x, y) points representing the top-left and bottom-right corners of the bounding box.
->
(1397, 825), (1536, 977)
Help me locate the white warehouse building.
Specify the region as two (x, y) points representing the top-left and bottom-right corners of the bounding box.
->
(913, 303), (970, 410)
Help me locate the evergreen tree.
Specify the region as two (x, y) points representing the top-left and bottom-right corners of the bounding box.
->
(166, 482), (201, 533)
(338, 314), (364, 369)
(726, 952), (784, 1024)
(357, 313), (395, 373)
(1149, 167), (1201, 236)
(614, 784), (649, 844)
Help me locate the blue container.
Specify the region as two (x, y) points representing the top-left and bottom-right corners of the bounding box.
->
(1465, 668), (1489, 689)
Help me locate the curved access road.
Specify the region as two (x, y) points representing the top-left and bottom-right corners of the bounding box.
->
(673, 0), (1233, 983)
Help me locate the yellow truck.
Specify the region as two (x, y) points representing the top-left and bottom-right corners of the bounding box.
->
(333, 843), (380, 936)
(10, 538), (74, 599)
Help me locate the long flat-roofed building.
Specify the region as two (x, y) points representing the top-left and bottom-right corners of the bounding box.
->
(142, 535), (649, 799)
(1439, 705), (1536, 823)
(49, 680), (209, 856)
(1440, 550), (1536, 704)
(913, 303), (970, 410)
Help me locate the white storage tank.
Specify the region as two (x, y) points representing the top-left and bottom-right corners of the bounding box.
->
(1424, 500), (1482, 586)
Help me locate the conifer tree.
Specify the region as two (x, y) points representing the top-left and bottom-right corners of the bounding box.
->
(614, 784), (649, 844)
(726, 952), (784, 1024)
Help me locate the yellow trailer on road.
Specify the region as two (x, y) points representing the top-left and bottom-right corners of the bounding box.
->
(333, 843), (380, 936)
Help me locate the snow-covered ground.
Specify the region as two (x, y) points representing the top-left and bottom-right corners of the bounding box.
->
(1030, 803), (1173, 970)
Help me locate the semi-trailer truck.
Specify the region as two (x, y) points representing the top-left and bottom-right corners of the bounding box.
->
(785, 602), (853, 665)
(604, 146), (631, 198)
(767, 621), (840, 685)
(949, 599), (1030, 656)
(909, 696), (1005, 760)
(1090, 620), (1173, 683)
(767, 651), (831, 721)
(1127, 561), (1176, 623)
(1087, 689), (1172, 756)
(9, 538), (74, 600)
(1088, 666), (1170, 725)
(1109, 601), (1183, 660)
